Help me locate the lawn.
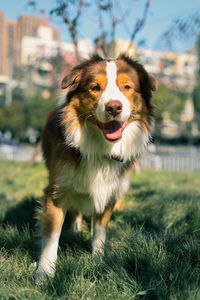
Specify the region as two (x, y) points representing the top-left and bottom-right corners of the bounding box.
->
(0, 160), (200, 300)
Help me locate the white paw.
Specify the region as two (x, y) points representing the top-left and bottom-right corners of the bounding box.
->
(34, 263), (55, 283)
(92, 239), (105, 255)
(92, 225), (106, 255)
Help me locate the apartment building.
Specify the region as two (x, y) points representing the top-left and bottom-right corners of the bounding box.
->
(136, 48), (198, 92)
(0, 11), (60, 78)
(0, 10), (198, 96)
(115, 40), (198, 92)
(0, 11), (17, 79)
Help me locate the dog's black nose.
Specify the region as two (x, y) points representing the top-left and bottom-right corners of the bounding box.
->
(105, 100), (122, 117)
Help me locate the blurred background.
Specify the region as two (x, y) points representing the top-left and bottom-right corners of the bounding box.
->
(0, 0), (200, 171)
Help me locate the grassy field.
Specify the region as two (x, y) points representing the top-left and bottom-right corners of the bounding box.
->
(0, 160), (200, 300)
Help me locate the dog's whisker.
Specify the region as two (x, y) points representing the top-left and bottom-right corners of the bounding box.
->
(78, 111), (95, 119)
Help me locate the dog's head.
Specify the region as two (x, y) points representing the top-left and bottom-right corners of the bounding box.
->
(61, 54), (157, 142)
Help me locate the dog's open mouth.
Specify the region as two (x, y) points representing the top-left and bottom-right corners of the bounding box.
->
(96, 120), (128, 141)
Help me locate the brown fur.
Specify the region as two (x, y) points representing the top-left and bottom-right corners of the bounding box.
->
(95, 202), (115, 229)
(41, 54), (156, 233)
(37, 54), (157, 275)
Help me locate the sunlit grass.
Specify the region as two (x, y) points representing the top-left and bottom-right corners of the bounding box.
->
(0, 161), (200, 299)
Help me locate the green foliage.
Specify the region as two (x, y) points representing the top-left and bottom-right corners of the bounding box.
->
(0, 100), (27, 135)
(192, 83), (200, 131)
(192, 83), (200, 115)
(153, 84), (186, 122)
(0, 161), (200, 299)
(0, 83), (187, 141)
(0, 93), (57, 139)
(24, 94), (57, 132)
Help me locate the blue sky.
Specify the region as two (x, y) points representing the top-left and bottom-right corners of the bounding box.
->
(1, 0), (200, 52)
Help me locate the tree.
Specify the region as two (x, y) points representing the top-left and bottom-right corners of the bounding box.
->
(94, 0), (152, 58)
(192, 83), (200, 131)
(50, 0), (85, 62)
(153, 84), (186, 135)
(0, 100), (27, 136)
(0, 93), (58, 140)
(48, 51), (68, 96)
(159, 12), (200, 54)
(159, 14), (200, 84)
(158, 13), (200, 132)
(158, 12), (200, 91)
(23, 94), (58, 132)
(27, 0), (152, 59)
(193, 84), (200, 116)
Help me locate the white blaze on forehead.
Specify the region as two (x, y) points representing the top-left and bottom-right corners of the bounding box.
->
(96, 61), (131, 123)
(106, 61), (118, 90)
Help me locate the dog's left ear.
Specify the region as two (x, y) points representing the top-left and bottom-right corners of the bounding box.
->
(148, 73), (158, 91)
(117, 54), (158, 92)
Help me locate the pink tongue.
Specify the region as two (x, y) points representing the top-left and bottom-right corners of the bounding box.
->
(102, 120), (126, 140)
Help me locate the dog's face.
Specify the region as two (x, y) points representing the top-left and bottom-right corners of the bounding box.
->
(61, 54), (157, 142)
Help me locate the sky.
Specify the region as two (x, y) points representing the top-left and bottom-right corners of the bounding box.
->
(0, 0), (200, 53)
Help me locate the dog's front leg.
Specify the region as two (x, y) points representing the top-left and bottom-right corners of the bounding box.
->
(36, 196), (66, 279)
(92, 202), (115, 255)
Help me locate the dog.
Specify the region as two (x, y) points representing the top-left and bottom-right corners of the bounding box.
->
(35, 54), (157, 279)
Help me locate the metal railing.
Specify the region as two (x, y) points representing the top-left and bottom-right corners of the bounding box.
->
(1, 144), (200, 172)
(141, 153), (200, 171)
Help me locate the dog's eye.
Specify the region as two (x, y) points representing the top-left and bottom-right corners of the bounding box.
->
(124, 84), (131, 90)
(91, 85), (101, 92)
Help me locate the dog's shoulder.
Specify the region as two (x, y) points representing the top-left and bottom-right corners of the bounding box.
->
(42, 106), (81, 169)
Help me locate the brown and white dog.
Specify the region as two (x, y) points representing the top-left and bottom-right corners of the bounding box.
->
(36, 54), (157, 278)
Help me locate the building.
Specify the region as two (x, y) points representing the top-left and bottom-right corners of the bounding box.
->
(115, 39), (136, 57)
(0, 11), (60, 79)
(136, 48), (198, 92)
(0, 11), (17, 81)
(16, 14), (60, 66)
(19, 27), (93, 89)
(0, 10), (199, 110)
(0, 11), (94, 92)
(114, 39), (198, 92)
(20, 31), (93, 66)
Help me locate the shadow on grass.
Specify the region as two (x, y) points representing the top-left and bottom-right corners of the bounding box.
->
(0, 196), (39, 258)
(111, 204), (167, 235)
(2, 196), (38, 232)
(1, 196), (91, 255)
(1, 189), (199, 299)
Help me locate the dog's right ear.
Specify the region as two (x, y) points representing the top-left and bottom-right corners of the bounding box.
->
(61, 56), (104, 91)
(61, 66), (83, 91)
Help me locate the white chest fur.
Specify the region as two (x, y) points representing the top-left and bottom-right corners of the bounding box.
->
(56, 157), (129, 215)
(61, 119), (149, 215)
(65, 120), (149, 162)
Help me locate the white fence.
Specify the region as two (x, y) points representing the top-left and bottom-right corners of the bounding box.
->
(0, 145), (42, 162)
(141, 153), (200, 171)
(1, 144), (200, 172)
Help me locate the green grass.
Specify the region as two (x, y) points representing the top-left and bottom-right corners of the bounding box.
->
(0, 161), (200, 300)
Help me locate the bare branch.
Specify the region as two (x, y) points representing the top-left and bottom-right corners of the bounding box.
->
(158, 12), (200, 50)
(50, 0), (86, 61)
(115, 0), (136, 26)
(27, 0), (152, 59)
(130, 0), (151, 42)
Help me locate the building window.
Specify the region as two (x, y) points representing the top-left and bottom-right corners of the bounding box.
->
(8, 25), (14, 39)
(32, 28), (37, 37)
(160, 59), (175, 69)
